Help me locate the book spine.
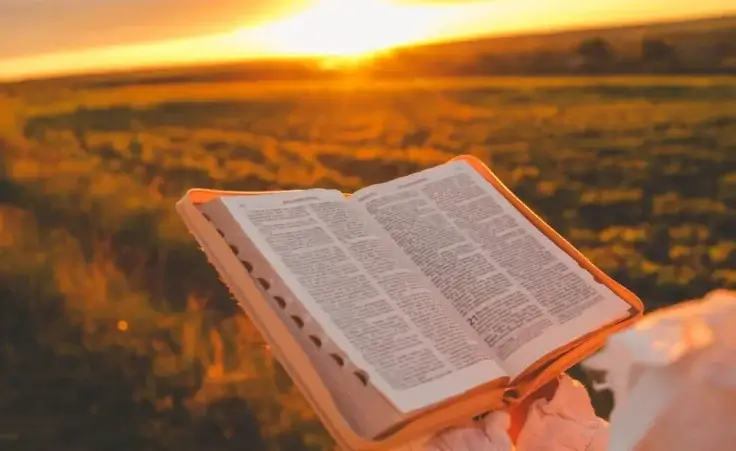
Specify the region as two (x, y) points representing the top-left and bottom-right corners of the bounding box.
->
(201, 211), (371, 389)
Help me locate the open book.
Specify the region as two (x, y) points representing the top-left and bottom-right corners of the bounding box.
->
(176, 155), (643, 450)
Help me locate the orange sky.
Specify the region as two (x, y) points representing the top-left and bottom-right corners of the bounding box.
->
(0, 0), (734, 80)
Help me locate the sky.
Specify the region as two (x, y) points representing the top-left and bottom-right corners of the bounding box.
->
(0, 0), (735, 80)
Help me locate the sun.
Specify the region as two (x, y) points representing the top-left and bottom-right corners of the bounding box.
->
(234, 0), (442, 60)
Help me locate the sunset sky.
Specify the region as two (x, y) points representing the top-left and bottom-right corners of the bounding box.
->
(0, 0), (734, 80)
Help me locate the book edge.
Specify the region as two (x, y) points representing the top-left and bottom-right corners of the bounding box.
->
(175, 196), (393, 451)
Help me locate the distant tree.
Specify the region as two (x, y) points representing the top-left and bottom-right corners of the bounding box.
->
(641, 39), (679, 72)
(574, 37), (616, 73)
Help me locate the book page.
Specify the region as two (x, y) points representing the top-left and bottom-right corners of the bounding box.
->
(352, 161), (631, 378)
(217, 189), (505, 414)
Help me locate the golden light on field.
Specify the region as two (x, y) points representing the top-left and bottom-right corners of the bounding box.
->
(233, 0), (445, 59)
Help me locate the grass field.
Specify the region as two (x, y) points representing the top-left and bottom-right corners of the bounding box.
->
(1, 75), (735, 450)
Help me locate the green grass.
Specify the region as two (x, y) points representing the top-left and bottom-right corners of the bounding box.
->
(1, 75), (735, 450)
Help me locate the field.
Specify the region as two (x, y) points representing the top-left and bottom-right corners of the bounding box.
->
(1, 75), (735, 450)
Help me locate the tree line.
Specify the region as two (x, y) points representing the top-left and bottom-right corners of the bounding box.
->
(567, 37), (736, 74)
(377, 36), (736, 77)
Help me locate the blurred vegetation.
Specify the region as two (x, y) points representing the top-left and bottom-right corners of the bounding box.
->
(1, 75), (735, 450)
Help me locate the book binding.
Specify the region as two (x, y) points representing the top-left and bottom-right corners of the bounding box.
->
(198, 211), (374, 389)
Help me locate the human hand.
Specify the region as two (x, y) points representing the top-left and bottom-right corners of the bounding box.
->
(421, 410), (513, 451)
(419, 374), (606, 451)
(418, 378), (559, 451)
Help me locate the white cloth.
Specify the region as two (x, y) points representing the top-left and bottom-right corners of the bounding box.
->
(583, 289), (736, 451)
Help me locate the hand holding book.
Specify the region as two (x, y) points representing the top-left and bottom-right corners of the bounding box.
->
(416, 374), (607, 451)
(176, 155), (643, 450)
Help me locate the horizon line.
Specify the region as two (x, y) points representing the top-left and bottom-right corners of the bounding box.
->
(2, 10), (735, 85)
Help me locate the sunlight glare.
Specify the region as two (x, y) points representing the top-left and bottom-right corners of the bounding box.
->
(232, 0), (444, 59)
